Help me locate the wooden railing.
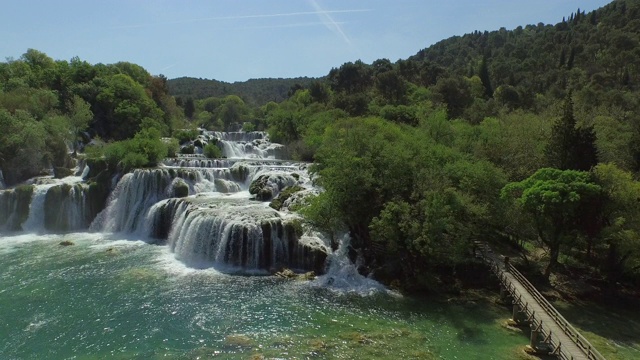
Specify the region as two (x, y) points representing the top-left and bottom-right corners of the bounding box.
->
(479, 244), (606, 360)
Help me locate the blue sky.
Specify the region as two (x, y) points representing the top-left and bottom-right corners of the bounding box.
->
(1, 0), (611, 82)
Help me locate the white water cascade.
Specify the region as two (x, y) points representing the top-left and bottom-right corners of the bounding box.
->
(311, 235), (391, 295)
(22, 183), (57, 232)
(92, 131), (329, 273)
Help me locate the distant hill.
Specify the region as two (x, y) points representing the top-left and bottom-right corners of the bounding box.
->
(407, 0), (639, 100)
(167, 76), (317, 106)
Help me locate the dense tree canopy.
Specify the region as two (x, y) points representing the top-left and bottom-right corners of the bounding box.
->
(0, 50), (185, 185)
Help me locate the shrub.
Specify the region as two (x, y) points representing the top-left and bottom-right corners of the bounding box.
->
(173, 129), (199, 144)
(242, 122), (256, 132)
(97, 128), (168, 172)
(166, 138), (180, 157)
(204, 143), (222, 158)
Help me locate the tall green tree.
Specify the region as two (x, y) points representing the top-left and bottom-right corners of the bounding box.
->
(545, 92), (597, 171)
(478, 56), (493, 98)
(184, 97), (195, 119)
(501, 168), (601, 279)
(592, 164), (640, 283)
(68, 95), (93, 155)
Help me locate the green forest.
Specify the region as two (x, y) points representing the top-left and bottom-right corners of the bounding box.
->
(2, 0), (640, 296)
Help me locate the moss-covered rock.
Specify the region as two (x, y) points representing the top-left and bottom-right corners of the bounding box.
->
(180, 144), (195, 154)
(269, 185), (303, 210)
(87, 178), (110, 222)
(85, 158), (108, 179)
(14, 185), (34, 230)
(274, 268), (316, 280)
(53, 167), (74, 179)
(249, 175), (273, 201)
(230, 163), (249, 182)
(173, 178), (189, 198)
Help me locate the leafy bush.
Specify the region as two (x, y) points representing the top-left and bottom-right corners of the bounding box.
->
(173, 129), (199, 144)
(91, 128), (168, 172)
(242, 122), (256, 132)
(203, 143), (222, 158)
(180, 144), (195, 154)
(166, 138), (180, 157)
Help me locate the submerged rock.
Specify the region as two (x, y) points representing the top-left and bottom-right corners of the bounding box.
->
(275, 268), (316, 280)
(224, 334), (255, 348)
(59, 240), (74, 246)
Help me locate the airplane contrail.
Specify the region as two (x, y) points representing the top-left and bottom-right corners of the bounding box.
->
(112, 9), (370, 29)
(239, 21), (347, 31)
(308, 0), (352, 45)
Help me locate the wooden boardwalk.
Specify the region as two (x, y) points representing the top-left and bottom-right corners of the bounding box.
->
(477, 243), (606, 360)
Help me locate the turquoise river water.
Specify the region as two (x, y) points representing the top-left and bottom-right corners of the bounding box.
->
(0, 232), (532, 360)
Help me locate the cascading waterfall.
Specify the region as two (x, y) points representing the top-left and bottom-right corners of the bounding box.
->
(22, 183), (57, 232)
(142, 198), (327, 272)
(311, 235), (389, 294)
(210, 131), (265, 142)
(89, 131), (328, 273)
(0, 186), (33, 231)
(1, 131), (330, 274)
(44, 183), (93, 232)
(0, 174), (97, 233)
(206, 131), (286, 159)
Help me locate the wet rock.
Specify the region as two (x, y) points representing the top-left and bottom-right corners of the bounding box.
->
(172, 178), (189, 198)
(59, 240), (74, 246)
(249, 175), (273, 201)
(274, 268), (316, 281)
(269, 185), (303, 211)
(53, 167), (74, 179)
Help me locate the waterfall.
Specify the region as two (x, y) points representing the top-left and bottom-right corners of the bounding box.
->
(146, 198), (327, 272)
(81, 164), (90, 179)
(0, 187), (32, 231)
(90, 130), (326, 272)
(210, 131), (266, 142)
(311, 235), (389, 295)
(22, 184), (56, 233)
(0, 170), (5, 190)
(91, 169), (176, 233)
(44, 183), (92, 232)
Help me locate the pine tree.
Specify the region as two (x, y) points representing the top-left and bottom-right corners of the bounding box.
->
(546, 92), (578, 170)
(546, 92), (598, 170)
(575, 126), (598, 171)
(184, 97), (195, 119)
(478, 56), (493, 98)
(567, 47), (576, 69)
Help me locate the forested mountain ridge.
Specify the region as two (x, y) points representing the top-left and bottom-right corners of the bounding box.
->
(409, 0), (639, 104)
(167, 76), (316, 106)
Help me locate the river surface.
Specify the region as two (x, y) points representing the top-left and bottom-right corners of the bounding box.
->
(0, 233), (531, 360)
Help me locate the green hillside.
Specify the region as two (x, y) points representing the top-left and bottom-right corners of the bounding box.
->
(167, 76), (316, 106)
